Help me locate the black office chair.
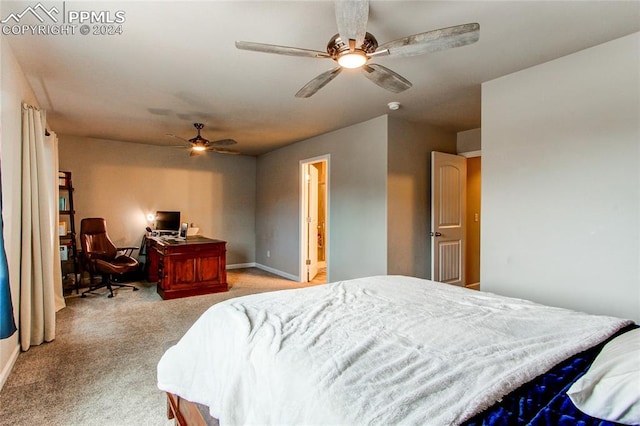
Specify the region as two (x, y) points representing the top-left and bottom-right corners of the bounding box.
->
(80, 218), (140, 298)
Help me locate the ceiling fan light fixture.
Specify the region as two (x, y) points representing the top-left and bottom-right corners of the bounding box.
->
(337, 51), (367, 69)
(192, 144), (207, 152)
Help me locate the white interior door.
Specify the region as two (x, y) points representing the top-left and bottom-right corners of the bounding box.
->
(431, 152), (467, 286)
(306, 164), (319, 281)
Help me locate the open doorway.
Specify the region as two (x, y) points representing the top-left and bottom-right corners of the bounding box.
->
(300, 155), (329, 283)
(463, 153), (481, 290)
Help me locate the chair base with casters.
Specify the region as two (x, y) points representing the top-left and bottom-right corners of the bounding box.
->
(81, 274), (139, 298)
(81, 254), (140, 298)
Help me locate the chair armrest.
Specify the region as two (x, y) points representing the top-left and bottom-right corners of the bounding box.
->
(117, 246), (139, 256)
(117, 246), (139, 251)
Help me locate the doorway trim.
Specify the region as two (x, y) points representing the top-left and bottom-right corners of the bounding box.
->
(459, 150), (481, 158)
(299, 154), (330, 283)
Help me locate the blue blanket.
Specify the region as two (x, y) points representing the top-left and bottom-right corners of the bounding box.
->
(463, 325), (637, 426)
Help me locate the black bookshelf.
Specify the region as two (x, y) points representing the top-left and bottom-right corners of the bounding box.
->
(59, 171), (79, 294)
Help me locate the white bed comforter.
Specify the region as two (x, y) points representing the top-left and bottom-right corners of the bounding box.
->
(157, 275), (631, 425)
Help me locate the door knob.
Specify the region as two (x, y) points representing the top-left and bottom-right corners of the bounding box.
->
(430, 232), (442, 237)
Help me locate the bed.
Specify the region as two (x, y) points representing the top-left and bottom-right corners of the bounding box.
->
(157, 275), (638, 425)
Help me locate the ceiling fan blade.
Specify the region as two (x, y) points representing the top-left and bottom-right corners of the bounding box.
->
(295, 67), (343, 98)
(361, 63), (412, 93)
(166, 134), (192, 144)
(208, 147), (241, 155)
(209, 139), (237, 146)
(377, 23), (480, 58)
(235, 41), (330, 58)
(335, 0), (369, 47)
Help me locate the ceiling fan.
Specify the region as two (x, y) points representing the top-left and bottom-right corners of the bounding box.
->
(167, 123), (240, 156)
(235, 0), (479, 98)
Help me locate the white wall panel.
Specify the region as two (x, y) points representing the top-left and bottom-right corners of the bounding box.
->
(482, 33), (640, 322)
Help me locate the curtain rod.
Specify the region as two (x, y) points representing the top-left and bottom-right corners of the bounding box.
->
(22, 103), (40, 111)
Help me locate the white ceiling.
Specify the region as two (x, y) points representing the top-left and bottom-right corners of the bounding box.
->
(4, 1), (639, 156)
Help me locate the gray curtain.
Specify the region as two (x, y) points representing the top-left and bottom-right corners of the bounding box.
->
(20, 104), (65, 351)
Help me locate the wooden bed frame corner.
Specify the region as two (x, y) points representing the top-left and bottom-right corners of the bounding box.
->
(166, 392), (210, 426)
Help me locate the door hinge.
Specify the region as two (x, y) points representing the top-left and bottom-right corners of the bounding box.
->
(306, 259), (311, 265)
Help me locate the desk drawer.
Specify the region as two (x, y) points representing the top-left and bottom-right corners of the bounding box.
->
(161, 244), (223, 257)
(170, 256), (220, 287)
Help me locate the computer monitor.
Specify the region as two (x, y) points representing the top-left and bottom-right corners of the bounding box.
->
(155, 211), (180, 232)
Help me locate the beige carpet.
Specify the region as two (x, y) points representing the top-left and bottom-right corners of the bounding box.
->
(0, 268), (315, 426)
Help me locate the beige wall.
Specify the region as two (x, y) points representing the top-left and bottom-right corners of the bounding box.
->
(0, 39), (41, 389)
(387, 118), (457, 279)
(457, 128), (481, 153)
(58, 136), (257, 265)
(482, 33), (640, 322)
(256, 116), (389, 282)
(256, 115), (457, 282)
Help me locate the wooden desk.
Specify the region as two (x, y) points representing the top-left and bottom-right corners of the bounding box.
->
(146, 236), (227, 300)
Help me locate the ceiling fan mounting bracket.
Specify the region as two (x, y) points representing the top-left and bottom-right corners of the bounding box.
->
(326, 32), (378, 58)
(189, 123), (207, 145)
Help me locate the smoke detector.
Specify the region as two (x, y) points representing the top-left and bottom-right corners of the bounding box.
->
(388, 101), (401, 111)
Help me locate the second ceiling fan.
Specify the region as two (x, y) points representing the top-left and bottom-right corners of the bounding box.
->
(167, 123), (240, 156)
(235, 0), (479, 98)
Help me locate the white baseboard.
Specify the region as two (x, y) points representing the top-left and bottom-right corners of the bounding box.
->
(254, 263), (299, 282)
(226, 262), (299, 282)
(0, 342), (20, 392)
(226, 262), (256, 270)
